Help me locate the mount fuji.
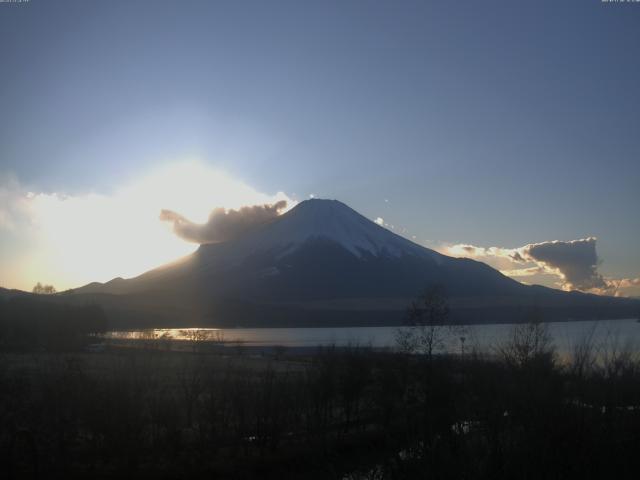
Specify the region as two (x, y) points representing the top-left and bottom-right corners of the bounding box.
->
(70, 199), (639, 327)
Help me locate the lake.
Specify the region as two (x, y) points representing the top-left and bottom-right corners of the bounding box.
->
(105, 318), (640, 356)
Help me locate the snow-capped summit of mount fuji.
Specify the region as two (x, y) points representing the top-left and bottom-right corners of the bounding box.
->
(224, 198), (443, 262)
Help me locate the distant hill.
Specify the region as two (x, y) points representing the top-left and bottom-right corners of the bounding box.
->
(0, 287), (32, 301)
(64, 199), (640, 328)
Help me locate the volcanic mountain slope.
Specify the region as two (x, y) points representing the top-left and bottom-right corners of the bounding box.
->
(72, 199), (639, 327)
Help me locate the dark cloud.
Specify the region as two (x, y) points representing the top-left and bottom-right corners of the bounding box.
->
(521, 237), (606, 291)
(160, 200), (287, 244)
(509, 251), (526, 262)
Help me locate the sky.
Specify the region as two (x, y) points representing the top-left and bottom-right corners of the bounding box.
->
(0, 0), (639, 295)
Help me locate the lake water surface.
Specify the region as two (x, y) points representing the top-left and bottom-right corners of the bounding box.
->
(106, 318), (640, 355)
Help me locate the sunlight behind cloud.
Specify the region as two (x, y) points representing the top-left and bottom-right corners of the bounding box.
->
(4, 161), (291, 291)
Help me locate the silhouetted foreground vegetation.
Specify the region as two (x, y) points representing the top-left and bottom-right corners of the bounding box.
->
(1, 324), (640, 479)
(0, 297), (107, 351)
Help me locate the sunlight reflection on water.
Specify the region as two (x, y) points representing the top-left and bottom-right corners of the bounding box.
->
(103, 319), (640, 355)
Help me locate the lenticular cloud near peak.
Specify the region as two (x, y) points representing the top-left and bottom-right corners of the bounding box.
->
(160, 200), (288, 245)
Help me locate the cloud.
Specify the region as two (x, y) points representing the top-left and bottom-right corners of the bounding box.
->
(499, 266), (545, 277)
(160, 200), (288, 244)
(616, 278), (640, 288)
(441, 237), (640, 296)
(446, 244), (520, 262)
(594, 277), (640, 297)
(522, 238), (605, 290)
(374, 217), (384, 226)
(0, 174), (33, 232)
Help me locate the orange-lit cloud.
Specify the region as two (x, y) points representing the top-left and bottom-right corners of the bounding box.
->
(440, 237), (640, 297)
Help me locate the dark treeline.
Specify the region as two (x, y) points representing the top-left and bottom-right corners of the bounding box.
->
(0, 297), (108, 351)
(1, 330), (640, 479)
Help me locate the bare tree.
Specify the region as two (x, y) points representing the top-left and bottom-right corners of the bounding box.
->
(497, 317), (555, 368)
(177, 355), (206, 428)
(395, 285), (455, 360)
(180, 329), (212, 353)
(569, 322), (599, 379)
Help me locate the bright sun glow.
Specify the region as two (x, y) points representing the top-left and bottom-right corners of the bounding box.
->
(19, 161), (291, 290)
